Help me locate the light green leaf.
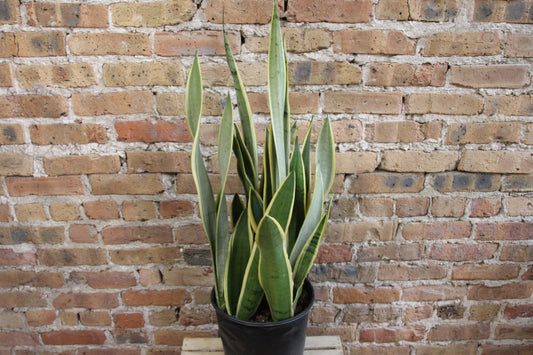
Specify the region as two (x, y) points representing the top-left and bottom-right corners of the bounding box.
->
(256, 215), (294, 321)
(185, 55), (203, 139)
(316, 117), (336, 198)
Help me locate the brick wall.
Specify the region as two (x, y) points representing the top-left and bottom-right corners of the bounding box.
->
(0, 0), (532, 353)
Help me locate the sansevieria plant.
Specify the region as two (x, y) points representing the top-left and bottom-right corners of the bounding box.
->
(185, 1), (335, 322)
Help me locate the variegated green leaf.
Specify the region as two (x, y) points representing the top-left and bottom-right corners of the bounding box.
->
(265, 172), (295, 235)
(235, 244), (263, 320)
(288, 138), (306, 253)
(231, 193), (245, 229)
(185, 55), (203, 139)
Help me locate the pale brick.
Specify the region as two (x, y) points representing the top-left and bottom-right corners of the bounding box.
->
(121, 201), (157, 221)
(50, 203), (81, 221)
(287, 0), (372, 23)
(408, 0), (458, 21)
(431, 197), (466, 217)
(367, 63), (447, 87)
(453, 264), (520, 280)
(325, 221), (398, 242)
(359, 198), (394, 217)
(470, 198), (502, 217)
(334, 30), (415, 55)
(14, 204), (47, 222)
(506, 33), (533, 57)
(14, 32), (67, 57)
(486, 95), (533, 116)
(396, 197), (429, 217)
(6, 177), (84, 196)
(380, 151), (459, 172)
(507, 197), (533, 216)
(89, 174), (164, 195)
(201, 62), (265, 87)
(0, 32), (16, 57)
(156, 92), (223, 116)
(0, 95), (67, 118)
(290, 61), (361, 85)
(27, 3), (108, 27)
(0, 0), (19, 25)
(112, 0), (195, 27)
(69, 33), (151, 56)
(378, 263), (446, 281)
(422, 31), (503, 56)
(17, 64), (97, 89)
(30, 124), (107, 145)
(127, 152), (191, 173)
(0, 64), (13, 86)
(103, 62), (184, 87)
(450, 65), (530, 88)
(324, 92), (402, 114)
(447, 122), (521, 144)
(376, 0), (409, 20)
(349, 173), (424, 194)
(0, 154), (33, 176)
(406, 93), (483, 115)
(44, 155), (120, 176)
(458, 151), (533, 174)
(402, 221), (472, 240)
(246, 28), (331, 53)
(204, 0), (271, 24)
(248, 92), (319, 114)
(0, 124), (24, 144)
(155, 31), (240, 56)
(366, 121), (441, 143)
(525, 123), (533, 144)
(73, 91), (153, 116)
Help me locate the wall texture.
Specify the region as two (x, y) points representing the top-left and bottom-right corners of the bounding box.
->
(0, 0), (532, 353)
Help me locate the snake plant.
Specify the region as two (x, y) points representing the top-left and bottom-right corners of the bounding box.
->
(185, 1), (335, 322)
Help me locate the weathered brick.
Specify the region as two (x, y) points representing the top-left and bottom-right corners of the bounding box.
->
(482, 344), (533, 355)
(526, 123), (533, 144)
(381, 151), (458, 172)
(368, 63), (447, 87)
(349, 173), (424, 194)
(110, 247), (182, 265)
(69, 33), (151, 56)
(333, 286), (401, 304)
(69, 224), (97, 243)
(476, 222), (533, 241)
(27, 3), (108, 27)
(114, 313), (144, 329)
(6, 176), (84, 196)
(17, 63), (97, 89)
(0, 64), (12, 86)
(0, 270), (63, 287)
(0, 311), (24, 329)
(14, 203), (47, 222)
(127, 152), (190, 173)
(470, 303), (500, 321)
(453, 264), (520, 280)
(112, 0), (195, 26)
(404, 305), (433, 323)
(324, 92), (402, 114)
(0, 331), (40, 346)
(122, 289), (190, 306)
(357, 244), (424, 262)
(0, 205), (12, 223)
(447, 122), (521, 144)
(89, 174), (164, 195)
(176, 224), (208, 244)
(378, 263), (446, 281)
(310, 306), (338, 323)
(153, 329), (215, 346)
(0, 153), (32, 176)
(505, 33), (533, 57)
(496, 325), (533, 339)
(53, 292), (119, 309)
(102, 225), (172, 245)
(408, 0), (459, 21)
(501, 244), (533, 261)
(359, 198), (394, 217)
(0, 95), (67, 118)
(507, 196), (533, 216)
(504, 304), (533, 319)
(0, 32), (16, 57)
(13, 31), (67, 56)
(157, 91), (224, 116)
(486, 95), (533, 116)
(0, 0), (19, 24)
(116, 120), (190, 143)
(204, 0), (271, 24)
(376, 0), (409, 20)
(307, 325), (357, 342)
(470, 198), (501, 217)
(83, 200), (119, 220)
(246, 29), (332, 53)
(162, 267), (213, 286)
(30, 124), (107, 145)
(73, 91), (153, 116)
(458, 151), (533, 174)
(248, 92), (319, 114)
(468, 282), (533, 300)
(25, 309), (56, 326)
(122, 201), (157, 221)
(41, 330), (106, 345)
(422, 31), (503, 56)
(287, 0), (372, 23)
(428, 323), (490, 341)
(366, 121), (441, 143)
(402, 221), (472, 240)
(402, 285), (467, 301)
(0, 292), (46, 308)
(431, 197), (466, 217)
(325, 222), (398, 243)
(433, 172), (500, 192)
(0, 249), (36, 266)
(315, 245), (352, 263)
(430, 243), (498, 261)
(334, 30), (415, 55)
(290, 61), (361, 85)
(79, 311), (112, 326)
(160, 200), (194, 218)
(44, 155), (120, 176)
(396, 197), (429, 217)
(450, 65), (530, 88)
(0, 124), (24, 144)
(360, 325), (425, 343)
(139, 267), (161, 286)
(71, 271), (136, 289)
(405, 93), (483, 115)
(155, 31), (240, 56)
(38, 248), (107, 266)
(104, 62), (184, 87)
(473, 0), (533, 23)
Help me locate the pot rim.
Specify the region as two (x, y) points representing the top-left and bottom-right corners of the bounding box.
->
(211, 279), (315, 328)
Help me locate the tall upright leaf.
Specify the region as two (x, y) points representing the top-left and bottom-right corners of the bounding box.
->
(268, 1), (288, 188)
(235, 244), (262, 320)
(288, 138), (306, 253)
(185, 55), (203, 138)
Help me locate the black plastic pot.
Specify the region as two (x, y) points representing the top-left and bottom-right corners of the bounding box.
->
(211, 279), (315, 355)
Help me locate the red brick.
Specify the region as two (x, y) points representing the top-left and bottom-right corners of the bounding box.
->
(402, 221), (472, 240)
(25, 309), (56, 326)
(83, 200), (119, 220)
(287, 0), (372, 23)
(27, 2), (108, 27)
(14, 31), (67, 56)
(42, 330), (106, 345)
(495, 325), (533, 339)
(89, 174), (164, 195)
(0, 249), (36, 266)
(452, 264), (520, 280)
(360, 325), (425, 343)
(30, 124), (107, 145)
(504, 304), (533, 319)
(69, 224), (97, 243)
(476, 222), (533, 240)
(0, 271), (63, 287)
(429, 323), (490, 341)
(69, 33), (151, 56)
(315, 245), (352, 263)
(160, 200), (194, 218)
(0, 331), (40, 346)
(471, 198), (502, 217)
(116, 120), (190, 143)
(53, 292), (119, 309)
(37, 248), (107, 266)
(0, 94), (67, 118)
(0, 292), (46, 308)
(73, 91), (153, 116)
(110, 247), (182, 265)
(155, 31), (240, 56)
(367, 63), (447, 87)
(500, 244), (533, 261)
(176, 224), (208, 244)
(333, 286), (401, 304)
(127, 151), (191, 173)
(430, 243), (498, 261)
(481, 344), (533, 355)
(357, 244), (424, 262)
(468, 282), (533, 300)
(334, 30), (415, 55)
(122, 289), (190, 306)
(402, 285), (467, 301)
(114, 313), (145, 329)
(70, 271), (136, 289)
(102, 225), (172, 245)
